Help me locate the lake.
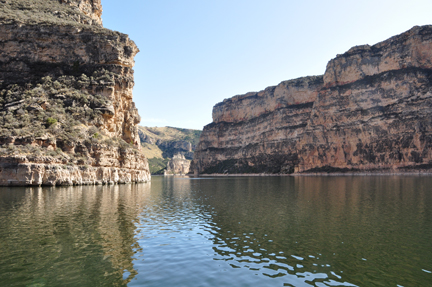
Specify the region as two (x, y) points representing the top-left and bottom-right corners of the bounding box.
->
(0, 176), (431, 286)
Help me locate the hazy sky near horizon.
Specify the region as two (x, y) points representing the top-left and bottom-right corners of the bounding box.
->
(102, 0), (432, 130)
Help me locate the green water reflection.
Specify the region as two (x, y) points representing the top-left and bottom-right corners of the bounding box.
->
(0, 176), (431, 286)
(0, 184), (151, 287)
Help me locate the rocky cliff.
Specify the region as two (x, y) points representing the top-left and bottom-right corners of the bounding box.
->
(192, 25), (432, 174)
(164, 153), (190, 175)
(0, 0), (150, 185)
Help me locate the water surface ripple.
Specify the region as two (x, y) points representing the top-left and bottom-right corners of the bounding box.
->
(0, 176), (431, 286)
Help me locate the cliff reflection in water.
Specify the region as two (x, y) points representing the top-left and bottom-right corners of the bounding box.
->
(192, 176), (432, 286)
(0, 183), (151, 287)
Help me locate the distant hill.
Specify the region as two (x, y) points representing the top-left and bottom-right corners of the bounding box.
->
(138, 126), (202, 174)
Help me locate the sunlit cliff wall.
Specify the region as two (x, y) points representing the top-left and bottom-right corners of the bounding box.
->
(192, 25), (432, 174)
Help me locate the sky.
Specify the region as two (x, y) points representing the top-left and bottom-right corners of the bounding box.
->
(101, 0), (432, 130)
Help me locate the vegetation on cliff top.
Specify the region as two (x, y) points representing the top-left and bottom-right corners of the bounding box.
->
(0, 0), (99, 27)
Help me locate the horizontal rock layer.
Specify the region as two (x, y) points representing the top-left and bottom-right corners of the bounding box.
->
(0, 163), (149, 186)
(324, 26), (432, 86)
(192, 25), (432, 174)
(0, 144), (149, 186)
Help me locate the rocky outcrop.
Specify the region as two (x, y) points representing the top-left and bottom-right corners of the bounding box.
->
(0, 19), (140, 144)
(60, 0), (103, 25)
(0, 0), (150, 185)
(192, 25), (432, 174)
(0, 0), (103, 26)
(165, 153), (190, 175)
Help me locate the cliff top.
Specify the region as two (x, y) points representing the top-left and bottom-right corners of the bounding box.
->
(334, 25), (432, 59)
(215, 25), (432, 111)
(0, 0), (102, 27)
(323, 25), (432, 86)
(214, 75), (323, 108)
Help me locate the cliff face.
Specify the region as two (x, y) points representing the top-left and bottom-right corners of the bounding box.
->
(165, 153), (191, 175)
(0, 24), (141, 144)
(0, 0), (150, 185)
(192, 25), (432, 174)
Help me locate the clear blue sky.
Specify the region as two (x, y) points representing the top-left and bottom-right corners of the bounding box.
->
(102, 0), (432, 130)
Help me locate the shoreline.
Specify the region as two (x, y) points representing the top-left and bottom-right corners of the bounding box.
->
(187, 171), (432, 177)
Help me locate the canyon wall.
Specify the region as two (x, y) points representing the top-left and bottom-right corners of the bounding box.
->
(192, 25), (432, 174)
(0, 0), (150, 185)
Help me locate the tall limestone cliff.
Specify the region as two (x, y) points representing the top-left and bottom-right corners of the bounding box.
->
(0, 0), (150, 185)
(192, 25), (432, 174)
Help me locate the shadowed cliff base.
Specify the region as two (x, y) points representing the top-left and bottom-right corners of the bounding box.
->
(192, 25), (432, 175)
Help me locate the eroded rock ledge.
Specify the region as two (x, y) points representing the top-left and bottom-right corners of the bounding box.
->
(0, 154), (148, 186)
(0, 0), (150, 185)
(192, 25), (432, 175)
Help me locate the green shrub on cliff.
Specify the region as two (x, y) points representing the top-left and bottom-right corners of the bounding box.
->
(46, 117), (57, 126)
(147, 157), (170, 174)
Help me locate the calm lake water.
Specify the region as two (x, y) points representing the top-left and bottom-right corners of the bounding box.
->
(0, 176), (431, 286)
